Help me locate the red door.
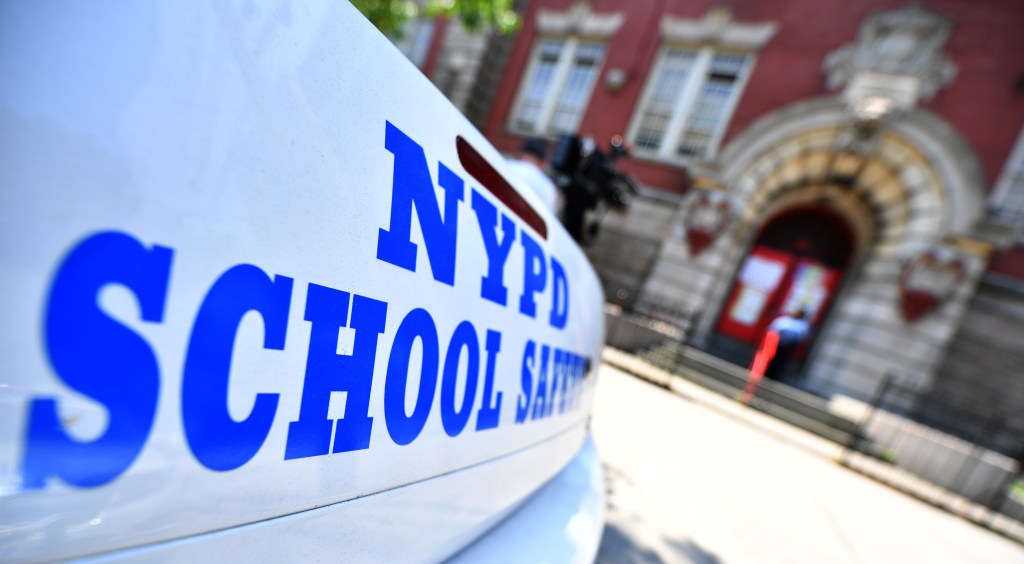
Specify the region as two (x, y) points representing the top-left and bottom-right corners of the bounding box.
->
(776, 259), (841, 358)
(717, 248), (840, 347)
(716, 247), (794, 343)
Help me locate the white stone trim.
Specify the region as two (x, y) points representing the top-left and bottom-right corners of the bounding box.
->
(536, 3), (624, 38)
(659, 8), (778, 49)
(823, 4), (956, 102)
(888, 109), (985, 235)
(989, 123), (1024, 224)
(716, 97), (985, 235)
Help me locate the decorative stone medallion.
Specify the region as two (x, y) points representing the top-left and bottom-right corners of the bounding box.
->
(683, 191), (735, 256)
(824, 4), (957, 103)
(537, 2), (624, 38)
(899, 246), (967, 323)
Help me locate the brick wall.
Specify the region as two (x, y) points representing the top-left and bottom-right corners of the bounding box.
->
(482, 0), (1024, 192)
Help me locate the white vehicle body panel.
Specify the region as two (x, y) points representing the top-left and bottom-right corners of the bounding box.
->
(0, 1), (604, 561)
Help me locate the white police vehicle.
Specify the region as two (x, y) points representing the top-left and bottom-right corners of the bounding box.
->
(0, 2), (605, 561)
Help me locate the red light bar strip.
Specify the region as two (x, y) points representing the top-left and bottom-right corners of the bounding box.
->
(456, 136), (548, 240)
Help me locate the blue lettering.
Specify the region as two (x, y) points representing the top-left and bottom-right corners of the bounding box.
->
(440, 321), (479, 437)
(515, 340), (535, 424)
(376, 121), (464, 286)
(565, 355), (577, 411)
(384, 308), (439, 445)
(475, 330), (503, 431)
(571, 355), (585, 409)
(546, 350), (563, 418)
(518, 231), (546, 318)
(285, 286), (387, 459)
(182, 265), (292, 472)
(23, 232), (172, 489)
(531, 345), (550, 420)
(549, 257), (569, 329)
(471, 190), (516, 306)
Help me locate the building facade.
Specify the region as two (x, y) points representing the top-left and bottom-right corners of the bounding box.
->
(420, 1), (1024, 428)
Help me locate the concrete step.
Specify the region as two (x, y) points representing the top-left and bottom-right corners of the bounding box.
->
(643, 341), (864, 442)
(638, 342), (682, 371)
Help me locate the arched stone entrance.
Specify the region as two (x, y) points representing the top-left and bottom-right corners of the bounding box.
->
(636, 97), (990, 400)
(755, 206), (856, 270)
(709, 205), (856, 373)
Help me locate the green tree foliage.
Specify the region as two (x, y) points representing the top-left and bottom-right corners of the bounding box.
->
(352, 0), (519, 37)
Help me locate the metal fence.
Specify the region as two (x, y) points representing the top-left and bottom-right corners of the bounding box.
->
(843, 374), (1024, 533)
(602, 295), (1024, 539)
(603, 294), (701, 354)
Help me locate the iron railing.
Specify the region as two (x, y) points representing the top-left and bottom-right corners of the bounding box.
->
(843, 374), (1024, 532)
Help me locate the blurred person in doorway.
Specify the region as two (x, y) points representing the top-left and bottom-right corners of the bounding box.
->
(763, 308), (812, 382)
(506, 137), (559, 214)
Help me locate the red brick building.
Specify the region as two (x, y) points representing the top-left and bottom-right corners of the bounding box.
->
(421, 1), (1024, 433)
(484, 1), (1024, 202)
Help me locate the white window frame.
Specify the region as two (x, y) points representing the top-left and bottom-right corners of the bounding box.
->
(990, 124), (1024, 226)
(391, 18), (436, 69)
(508, 36), (606, 137)
(626, 45), (755, 164)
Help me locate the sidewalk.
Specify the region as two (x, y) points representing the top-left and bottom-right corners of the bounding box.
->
(592, 357), (1024, 563)
(600, 347), (1024, 546)
(602, 347), (844, 459)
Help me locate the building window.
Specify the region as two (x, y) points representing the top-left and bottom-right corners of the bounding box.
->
(391, 18), (436, 69)
(628, 47), (752, 162)
(991, 125), (1024, 225)
(510, 38), (606, 136)
(633, 49), (697, 151)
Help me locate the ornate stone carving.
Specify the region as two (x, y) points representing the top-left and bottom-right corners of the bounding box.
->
(833, 117), (882, 157)
(899, 244), (970, 323)
(660, 7), (777, 49)
(824, 5), (957, 101)
(682, 190), (736, 256)
(537, 3), (624, 38)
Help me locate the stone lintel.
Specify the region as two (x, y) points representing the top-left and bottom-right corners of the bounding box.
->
(537, 3), (624, 38)
(660, 8), (777, 49)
